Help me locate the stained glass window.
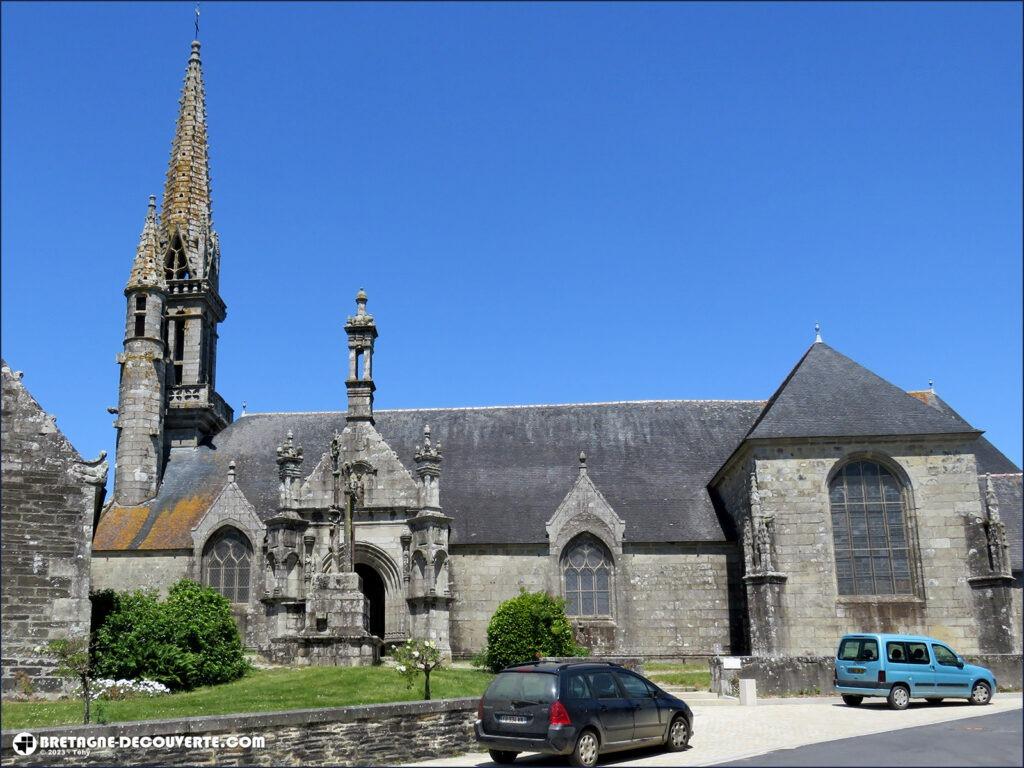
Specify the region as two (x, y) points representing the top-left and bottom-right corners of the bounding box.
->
(830, 461), (913, 596)
(562, 537), (612, 617)
(203, 528), (253, 603)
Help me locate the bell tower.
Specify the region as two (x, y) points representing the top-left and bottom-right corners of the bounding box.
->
(159, 39), (232, 447)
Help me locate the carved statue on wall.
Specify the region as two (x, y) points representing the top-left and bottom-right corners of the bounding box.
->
(748, 471), (775, 574)
(984, 474), (1009, 576)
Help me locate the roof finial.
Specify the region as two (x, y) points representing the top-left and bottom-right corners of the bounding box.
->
(928, 379), (935, 393)
(355, 288), (368, 316)
(579, 450), (587, 475)
(814, 322), (822, 344)
(227, 460), (236, 482)
(241, 400), (247, 416)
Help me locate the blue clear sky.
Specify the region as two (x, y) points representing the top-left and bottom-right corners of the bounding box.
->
(2, 2), (1021, 471)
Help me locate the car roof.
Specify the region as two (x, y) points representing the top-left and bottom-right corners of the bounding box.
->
(839, 633), (945, 644)
(502, 660), (626, 673)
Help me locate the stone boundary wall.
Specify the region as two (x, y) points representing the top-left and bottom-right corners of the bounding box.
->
(710, 654), (1023, 697)
(0, 698), (478, 766)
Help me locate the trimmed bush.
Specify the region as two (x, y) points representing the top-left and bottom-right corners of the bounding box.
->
(93, 580), (248, 691)
(481, 590), (587, 672)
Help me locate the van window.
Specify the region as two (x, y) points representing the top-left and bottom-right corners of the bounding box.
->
(906, 642), (929, 664)
(932, 644), (960, 667)
(486, 672), (558, 703)
(838, 637), (879, 661)
(886, 642), (907, 663)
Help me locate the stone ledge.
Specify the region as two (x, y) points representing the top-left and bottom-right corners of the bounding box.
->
(0, 697), (478, 743)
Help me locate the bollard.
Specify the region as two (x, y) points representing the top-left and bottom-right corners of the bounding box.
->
(739, 678), (757, 706)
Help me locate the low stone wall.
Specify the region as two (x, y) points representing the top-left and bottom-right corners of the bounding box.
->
(710, 655), (835, 697)
(965, 654), (1023, 691)
(710, 653), (1023, 697)
(0, 697), (478, 766)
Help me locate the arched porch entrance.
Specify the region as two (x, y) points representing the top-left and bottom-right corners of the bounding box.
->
(355, 563), (386, 639)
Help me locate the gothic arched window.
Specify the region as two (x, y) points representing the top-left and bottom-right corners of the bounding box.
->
(562, 536), (612, 617)
(203, 527), (253, 603)
(830, 460), (913, 596)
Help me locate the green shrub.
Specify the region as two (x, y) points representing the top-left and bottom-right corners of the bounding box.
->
(481, 590), (587, 672)
(93, 580), (248, 691)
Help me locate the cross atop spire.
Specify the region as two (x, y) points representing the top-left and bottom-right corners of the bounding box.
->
(161, 38), (213, 274)
(125, 195), (165, 292)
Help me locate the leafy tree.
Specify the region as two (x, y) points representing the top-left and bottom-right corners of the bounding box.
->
(93, 580), (248, 690)
(480, 590), (587, 672)
(393, 638), (443, 700)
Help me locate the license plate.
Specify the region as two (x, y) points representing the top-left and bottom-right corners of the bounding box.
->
(498, 715), (529, 724)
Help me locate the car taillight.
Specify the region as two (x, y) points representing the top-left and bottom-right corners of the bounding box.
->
(878, 670), (886, 684)
(549, 700), (572, 726)
(477, 697), (484, 720)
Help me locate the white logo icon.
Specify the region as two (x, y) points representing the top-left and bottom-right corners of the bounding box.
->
(12, 732), (38, 756)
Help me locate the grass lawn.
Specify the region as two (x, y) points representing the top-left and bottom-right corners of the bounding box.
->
(0, 666), (493, 731)
(644, 662), (712, 691)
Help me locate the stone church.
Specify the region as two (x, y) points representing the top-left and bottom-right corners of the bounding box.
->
(81, 40), (1022, 665)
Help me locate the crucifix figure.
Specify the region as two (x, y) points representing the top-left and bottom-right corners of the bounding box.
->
(329, 434), (347, 573)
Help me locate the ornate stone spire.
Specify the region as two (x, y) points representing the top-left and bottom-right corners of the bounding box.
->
(125, 196), (165, 292)
(414, 424), (443, 511)
(161, 39), (213, 272)
(344, 289), (378, 424)
(276, 430), (304, 509)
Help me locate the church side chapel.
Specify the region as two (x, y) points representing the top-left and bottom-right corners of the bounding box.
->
(90, 39), (1022, 665)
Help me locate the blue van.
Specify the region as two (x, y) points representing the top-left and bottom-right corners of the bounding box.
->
(834, 633), (997, 710)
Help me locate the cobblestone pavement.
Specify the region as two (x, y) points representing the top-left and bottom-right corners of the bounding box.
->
(405, 693), (1023, 767)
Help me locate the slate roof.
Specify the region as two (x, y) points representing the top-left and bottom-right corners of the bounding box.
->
(746, 343), (978, 440)
(93, 400), (766, 550)
(93, 343), (1022, 556)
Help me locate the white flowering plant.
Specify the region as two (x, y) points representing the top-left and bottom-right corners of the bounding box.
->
(86, 678), (171, 701)
(392, 638), (443, 700)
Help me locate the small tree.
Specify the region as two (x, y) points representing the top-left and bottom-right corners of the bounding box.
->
(393, 638), (443, 700)
(46, 636), (94, 724)
(481, 589), (588, 672)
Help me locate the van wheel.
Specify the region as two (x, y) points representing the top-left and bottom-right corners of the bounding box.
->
(488, 750), (519, 765)
(570, 730), (600, 768)
(925, 698), (943, 705)
(970, 681), (992, 705)
(887, 684), (910, 710)
(841, 695), (863, 706)
(666, 715), (691, 751)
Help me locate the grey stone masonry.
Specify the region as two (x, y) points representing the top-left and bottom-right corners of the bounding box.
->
(1, 362), (106, 695)
(715, 436), (1017, 657)
(0, 698), (478, 766)
(114, 197), (167, 506)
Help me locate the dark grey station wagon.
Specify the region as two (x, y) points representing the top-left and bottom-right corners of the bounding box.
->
(475, 661), (693, 766)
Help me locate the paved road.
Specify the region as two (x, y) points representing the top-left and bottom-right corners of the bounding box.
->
(721, 708), (1023, 767)
(405, 694), (1023, 767)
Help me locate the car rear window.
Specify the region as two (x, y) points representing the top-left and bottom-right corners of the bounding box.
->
(838, 637), (878, 661)
(486, 672), (558, 703)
